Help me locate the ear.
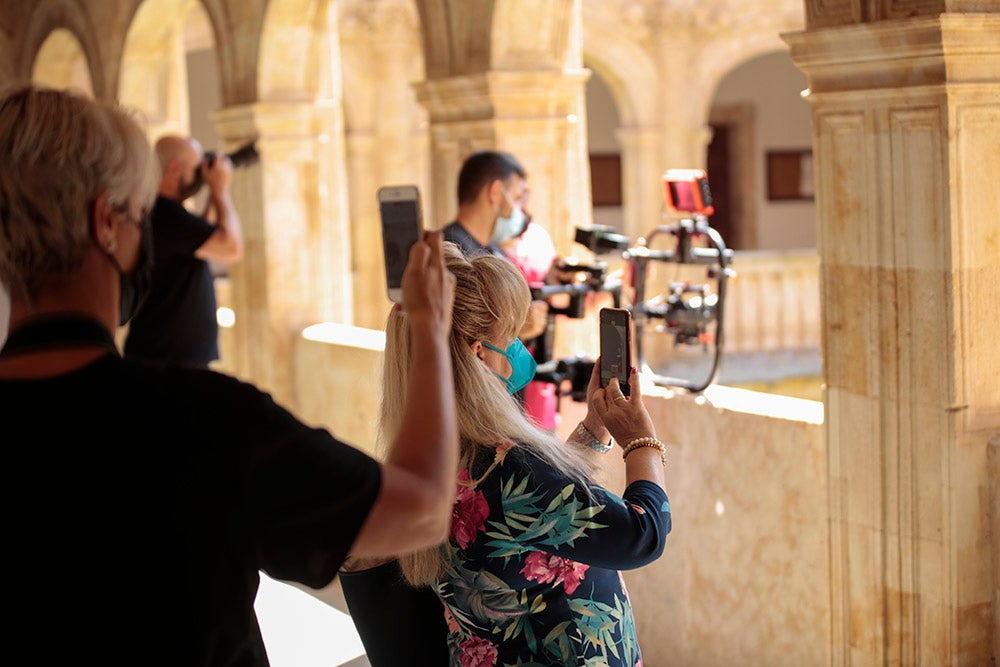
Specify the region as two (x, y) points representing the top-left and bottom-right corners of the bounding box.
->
(470, 339), (486, 360)
(90, 190), (116, 250)
(486, 178), (504, 208)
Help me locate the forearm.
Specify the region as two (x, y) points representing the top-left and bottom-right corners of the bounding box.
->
(209, 189), (243, 259)
(624, 445), (665, 490)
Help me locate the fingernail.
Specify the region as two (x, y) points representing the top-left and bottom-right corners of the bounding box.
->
(631, 367), (638, 375)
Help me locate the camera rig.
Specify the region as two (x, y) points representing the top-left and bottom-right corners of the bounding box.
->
(530, 169), (734, 402)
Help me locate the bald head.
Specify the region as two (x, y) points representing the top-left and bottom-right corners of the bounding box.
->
(155, 135), (203, 200)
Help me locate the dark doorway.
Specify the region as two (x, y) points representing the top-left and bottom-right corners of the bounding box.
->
(706, 124), (737, 249)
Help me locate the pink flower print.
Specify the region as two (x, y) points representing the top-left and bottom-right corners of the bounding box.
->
(520, 551), (590, 594)
(629, 503), (647, 515)
(459, 635), (498, 667)
(451, 469), (489, 549)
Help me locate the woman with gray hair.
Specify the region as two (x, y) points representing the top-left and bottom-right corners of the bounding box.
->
(343, 243), (671, 666)
(0, 85), (458, 666)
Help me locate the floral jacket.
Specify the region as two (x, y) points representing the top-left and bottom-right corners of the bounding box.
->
(437, 442), (671, 667)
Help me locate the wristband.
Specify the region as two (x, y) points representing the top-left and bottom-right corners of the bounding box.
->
(575, 421), (614, 454)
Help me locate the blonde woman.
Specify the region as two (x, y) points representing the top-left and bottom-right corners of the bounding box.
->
(346, 243), (671, 667)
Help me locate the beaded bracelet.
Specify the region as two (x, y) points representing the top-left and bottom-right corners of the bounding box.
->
(575, 421), (614, 454)
(621, 436), (666, 465)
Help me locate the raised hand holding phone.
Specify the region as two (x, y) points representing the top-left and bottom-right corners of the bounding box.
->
(600, 307), (632, 397)
(378, 185), (424, 303)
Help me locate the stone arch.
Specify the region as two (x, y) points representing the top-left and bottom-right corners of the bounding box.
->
(32, 28), (94, 96)
(258, 0), (335, 101)
(414, 0), (579, 77)
(581, 7), (661, 240)
(697, 26), (798, 123)
(22, 6), (104, 97)
(119, 0), (214, 138)
(413, 0), (493, 78)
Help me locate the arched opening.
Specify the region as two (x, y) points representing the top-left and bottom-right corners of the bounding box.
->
(32, 28), (93, 95)
(119, 0), (217, 142)
(585, 69), (624, 235)
(709, 50), (814, 251)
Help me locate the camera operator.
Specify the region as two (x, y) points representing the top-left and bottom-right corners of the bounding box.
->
(123, 134), (243, 367)
(442, 151), (555, 421)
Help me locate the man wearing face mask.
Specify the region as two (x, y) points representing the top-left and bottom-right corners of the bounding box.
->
(123, 134), (243, 367)
(442, 150), (548, 344)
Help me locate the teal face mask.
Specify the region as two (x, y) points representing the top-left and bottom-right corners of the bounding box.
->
(482, 339), (537, 394)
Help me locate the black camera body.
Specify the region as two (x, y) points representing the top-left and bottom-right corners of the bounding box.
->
(191, 140), (260, 192)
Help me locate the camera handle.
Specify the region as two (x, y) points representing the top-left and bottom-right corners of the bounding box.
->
(626, 216), (734, 393)
(528, 281), (622, 409)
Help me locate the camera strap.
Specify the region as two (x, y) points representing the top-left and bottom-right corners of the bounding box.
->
(0, 314), (118, 358)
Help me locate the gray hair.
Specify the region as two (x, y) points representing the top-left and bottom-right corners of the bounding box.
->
(0, 85), (159, 301)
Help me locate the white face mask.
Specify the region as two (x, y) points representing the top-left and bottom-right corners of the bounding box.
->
(491, 205), (526, 243)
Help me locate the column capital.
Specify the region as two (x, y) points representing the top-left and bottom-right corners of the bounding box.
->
(784, 15), (1000, 95)
(414, 69), (591, 124)
(210, 101), (340, 161)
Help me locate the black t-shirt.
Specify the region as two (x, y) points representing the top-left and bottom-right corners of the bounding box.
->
(124, 195), (219, 365)
(442, 221), (506, 259)
(0, 353), (381, 666)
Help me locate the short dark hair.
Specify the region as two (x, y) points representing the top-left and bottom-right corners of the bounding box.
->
(456, 151), (526, 204)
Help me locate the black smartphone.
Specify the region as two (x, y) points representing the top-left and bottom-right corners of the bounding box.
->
(377, 185), (424, 303)
(599, 307), (632, 396)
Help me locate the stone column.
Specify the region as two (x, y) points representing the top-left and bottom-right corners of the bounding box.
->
(616, 126), (666, 242)
(212, 101), (354, 407)
(414, 68), (593, 258)
(786, 15), (1000, 664)
(339, 0), (429, 330)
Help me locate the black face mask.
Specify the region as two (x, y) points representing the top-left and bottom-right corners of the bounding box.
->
(117, 216), (154, 326)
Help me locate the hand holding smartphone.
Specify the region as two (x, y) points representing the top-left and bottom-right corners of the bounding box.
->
(599, 307), (632, 397)
(378, 185), (424, 303)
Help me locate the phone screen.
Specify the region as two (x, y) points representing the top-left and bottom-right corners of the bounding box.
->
(379, 190), (422, 301)
(600, 308), (631, 396)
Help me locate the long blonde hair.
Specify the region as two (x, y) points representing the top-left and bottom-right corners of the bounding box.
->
(379, 242), (596, 586)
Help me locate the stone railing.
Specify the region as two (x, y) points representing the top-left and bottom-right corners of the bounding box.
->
(216, 254), (832, 664)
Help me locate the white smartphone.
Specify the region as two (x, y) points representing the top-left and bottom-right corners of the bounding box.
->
(377, 185), (424, 303)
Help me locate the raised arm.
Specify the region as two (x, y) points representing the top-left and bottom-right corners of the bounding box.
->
(349, 231), (459, 557)
(194, 154), (243, 263)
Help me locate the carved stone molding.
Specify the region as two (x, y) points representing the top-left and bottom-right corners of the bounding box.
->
(805, 0), (950, 29)
(785, 15), (1000, 95)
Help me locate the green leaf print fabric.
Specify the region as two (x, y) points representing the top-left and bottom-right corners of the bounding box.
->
(436, 443), (671, 667)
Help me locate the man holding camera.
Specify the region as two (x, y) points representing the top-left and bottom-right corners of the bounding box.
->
(124, 135), (243, 367)
(443, 150), (567, 428)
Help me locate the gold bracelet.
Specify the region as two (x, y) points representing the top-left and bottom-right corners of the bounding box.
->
(622, 437), (666, 465)
(575, 421), (614, 454)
